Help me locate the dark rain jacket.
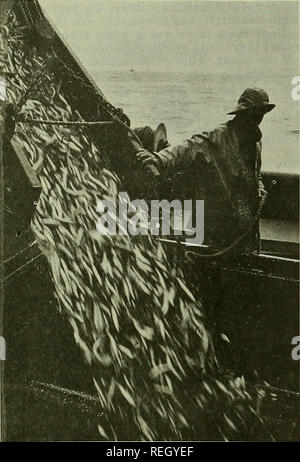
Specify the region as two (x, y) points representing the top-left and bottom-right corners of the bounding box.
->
(151, 119), (264, 251)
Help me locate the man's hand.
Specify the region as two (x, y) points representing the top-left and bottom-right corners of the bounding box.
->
(115, 107), (130, 126)
(136, 149), (162, 170)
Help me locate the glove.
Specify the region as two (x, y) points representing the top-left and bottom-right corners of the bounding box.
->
(115, 107), (130, 126)
(156, 138), (170, 152)
(136, 149), (162, 170)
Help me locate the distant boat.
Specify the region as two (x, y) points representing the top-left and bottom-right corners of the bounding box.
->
(129, 69), (135, 72)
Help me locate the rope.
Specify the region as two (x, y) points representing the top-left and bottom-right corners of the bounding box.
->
(16, 117), (115, 128)
(29, 379), (101, 404)
(185, 195), (266, 260)
(258, 383), (300, 399)
(2, 240), (37, 265)
(3, 252), (43, 283)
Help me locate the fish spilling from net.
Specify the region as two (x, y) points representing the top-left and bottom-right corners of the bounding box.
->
(0, 11), (266, 441)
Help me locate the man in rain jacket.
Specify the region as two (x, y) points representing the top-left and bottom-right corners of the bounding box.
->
(136, 88), (275, 254)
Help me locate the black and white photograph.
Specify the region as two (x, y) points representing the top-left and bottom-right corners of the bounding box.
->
(0, 0), (299, 445)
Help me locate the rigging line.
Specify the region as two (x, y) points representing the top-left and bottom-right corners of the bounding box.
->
(257, 383), (300, 399)
(29, 380), (100, 404)
(2, 240), (37, 265)
(3, 251), (43, 283)
(16, 118), (115, 128)
(53, 53), (109, 107)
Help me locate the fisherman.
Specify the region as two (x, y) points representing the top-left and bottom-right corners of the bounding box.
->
(135, 88), (276, 254)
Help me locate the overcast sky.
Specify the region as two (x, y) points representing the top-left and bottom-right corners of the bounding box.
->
(39, 0), (298, 75)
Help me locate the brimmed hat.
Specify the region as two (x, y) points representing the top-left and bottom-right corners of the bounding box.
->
(227, 87), (275, 115)
(154, 123), (168, 151)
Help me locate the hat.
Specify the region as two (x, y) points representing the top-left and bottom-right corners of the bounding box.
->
(227, 88), (275, 115)
(154, 123), (168, 151)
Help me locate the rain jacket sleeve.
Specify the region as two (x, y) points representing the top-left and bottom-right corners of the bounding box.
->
(154, 128), (223, 175)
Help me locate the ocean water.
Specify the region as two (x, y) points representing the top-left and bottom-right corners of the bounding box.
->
(92, 70), (299, 174)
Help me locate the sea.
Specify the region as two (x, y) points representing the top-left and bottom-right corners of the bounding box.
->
(92, 70), (299, 175)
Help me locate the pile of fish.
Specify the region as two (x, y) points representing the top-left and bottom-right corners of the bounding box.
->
(0, 12), (266, 440)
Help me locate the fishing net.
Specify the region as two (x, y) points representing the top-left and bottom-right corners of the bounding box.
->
(0, 11), (266, 440)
